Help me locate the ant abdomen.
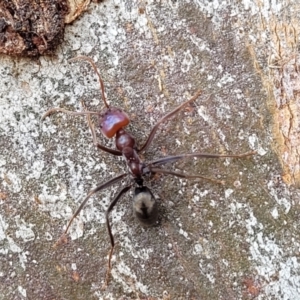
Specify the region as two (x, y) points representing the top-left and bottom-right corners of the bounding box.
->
(133, 186), (158, 226)
(100, 107), (130, 138)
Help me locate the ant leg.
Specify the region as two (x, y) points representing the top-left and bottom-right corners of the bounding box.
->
(69, 56), (109, 108)
(41, 107), (99, 120)
(147, 151), (256, 168)
(150, 167), (225, 185)
(54, 173), (128, 247)
(42, 103), (122, 156)
(80, 100), (98, 144)
(138, 89), (202, 153)
(81, 101), (122, 156)
(104, 184), (132, 287)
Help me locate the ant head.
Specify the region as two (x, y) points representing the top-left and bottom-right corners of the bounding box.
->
(70, 56), (130, 139)
(99, 107), (130, 138)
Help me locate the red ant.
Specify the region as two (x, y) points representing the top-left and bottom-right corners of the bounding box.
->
(42, 56), (255, 283)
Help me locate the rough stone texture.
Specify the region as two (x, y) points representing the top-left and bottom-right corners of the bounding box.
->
(0, 1), (299, 299)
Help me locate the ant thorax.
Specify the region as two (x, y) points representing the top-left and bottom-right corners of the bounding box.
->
(121, 145), (143, 178)
(115, 129), (136, 151)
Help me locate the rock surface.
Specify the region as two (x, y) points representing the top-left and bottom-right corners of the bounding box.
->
(0, 1), (299, 299)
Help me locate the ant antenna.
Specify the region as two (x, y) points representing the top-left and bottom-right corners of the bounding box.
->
(69, 56), (110, 108)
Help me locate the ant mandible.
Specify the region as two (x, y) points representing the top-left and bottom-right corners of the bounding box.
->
(42, 56), (255, 282)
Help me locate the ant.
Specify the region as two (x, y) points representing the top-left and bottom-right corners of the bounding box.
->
(42, 56), (255, 283)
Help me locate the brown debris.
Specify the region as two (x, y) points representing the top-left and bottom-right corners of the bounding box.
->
(65, 0), (91, 24)
(0, 0), (101, 57)
(71, 270), (80, 282)
(242, 277), (261, 297)
(0, 0), (68, 56)
(0, 192), (7, 200)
